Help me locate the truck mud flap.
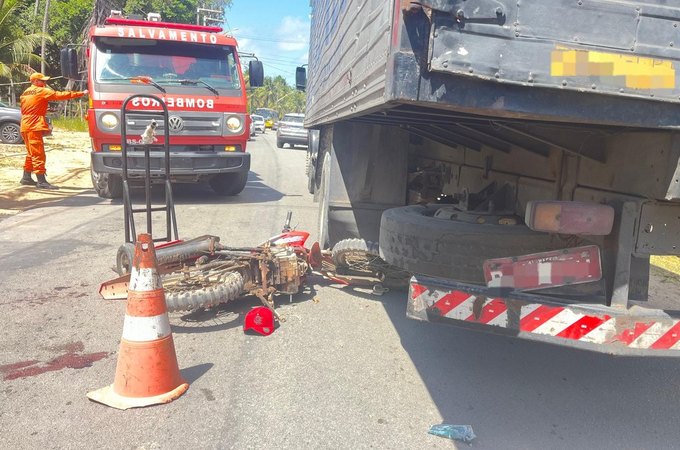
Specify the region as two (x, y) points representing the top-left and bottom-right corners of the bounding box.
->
(409, 275), (680, 356)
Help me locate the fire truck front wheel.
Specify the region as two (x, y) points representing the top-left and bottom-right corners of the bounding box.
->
(91, 168), (123, 199)
(209, 171), (249, 196)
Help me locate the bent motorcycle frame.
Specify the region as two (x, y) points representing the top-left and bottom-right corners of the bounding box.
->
(100, 230), (322, 319)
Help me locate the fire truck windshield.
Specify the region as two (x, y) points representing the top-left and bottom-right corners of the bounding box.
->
(93, 37), (241, 90)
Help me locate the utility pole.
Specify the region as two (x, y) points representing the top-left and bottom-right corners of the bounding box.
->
(41, 0), (51, 74)
(196, 8), (224, 27)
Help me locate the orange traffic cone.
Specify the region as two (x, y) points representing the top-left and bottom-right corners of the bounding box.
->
(87, 234), (188, 409)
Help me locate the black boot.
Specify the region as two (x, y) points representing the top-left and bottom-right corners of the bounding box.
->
(36, 173), (58, 190)
(20, 171), (37, 186)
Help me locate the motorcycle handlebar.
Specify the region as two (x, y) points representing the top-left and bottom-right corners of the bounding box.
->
(283, 211), (293, 232)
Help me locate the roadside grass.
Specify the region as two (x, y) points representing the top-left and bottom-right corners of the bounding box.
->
(0, 156), (21, 169)
(52, 117), (88, 132)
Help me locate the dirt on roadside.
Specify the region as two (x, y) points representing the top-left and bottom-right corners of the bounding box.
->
(0, 128), (92, 220)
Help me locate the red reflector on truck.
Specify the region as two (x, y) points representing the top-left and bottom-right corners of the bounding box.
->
(525, 201), (614, 235)
(483, 245), (602, 290)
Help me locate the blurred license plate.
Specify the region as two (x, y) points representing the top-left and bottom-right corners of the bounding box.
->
(483, 245), (602, 290)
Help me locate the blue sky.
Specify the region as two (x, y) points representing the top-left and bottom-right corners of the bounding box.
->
(225, 1), (311, 86)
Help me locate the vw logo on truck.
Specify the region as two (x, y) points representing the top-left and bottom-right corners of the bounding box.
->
(168, 116), (184, 132)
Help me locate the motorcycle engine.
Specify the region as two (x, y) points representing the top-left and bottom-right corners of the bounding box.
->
(271, 247), (306, 294)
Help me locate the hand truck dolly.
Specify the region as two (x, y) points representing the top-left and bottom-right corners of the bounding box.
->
(114, 94), (180, 274)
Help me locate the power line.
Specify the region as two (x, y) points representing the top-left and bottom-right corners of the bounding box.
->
(262, 60), (296, 73)
(239, 53), (308, 65)
(262, 64), (291, 77)
(260, 56), (308, 65)
(236, 35), (308, 45)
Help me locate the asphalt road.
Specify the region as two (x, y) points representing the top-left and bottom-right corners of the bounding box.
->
(1, 132), (680, 449)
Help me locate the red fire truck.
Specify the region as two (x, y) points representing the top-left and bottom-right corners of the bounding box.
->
(61, 11), (263, 198)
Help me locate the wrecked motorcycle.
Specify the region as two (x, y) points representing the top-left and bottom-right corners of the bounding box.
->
(105, 212), (321, 317)
(100, 213), (410, 315)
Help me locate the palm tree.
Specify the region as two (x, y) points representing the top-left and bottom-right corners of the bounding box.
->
(0, 0), (50, 103)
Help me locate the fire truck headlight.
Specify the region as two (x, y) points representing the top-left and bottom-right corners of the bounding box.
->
(225, 115), (243, 133)
(100, 113), (119, 130)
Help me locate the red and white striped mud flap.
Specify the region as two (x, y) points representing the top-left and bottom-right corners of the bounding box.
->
(408, 275), (680, 356)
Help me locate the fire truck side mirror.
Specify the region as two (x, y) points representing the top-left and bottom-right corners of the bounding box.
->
(249, 60), (264, 87)
(60, 48), (79, 80)
(295, 66), (307, 92)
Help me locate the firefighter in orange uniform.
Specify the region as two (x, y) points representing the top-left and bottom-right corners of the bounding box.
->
(20, 73), (87, 189)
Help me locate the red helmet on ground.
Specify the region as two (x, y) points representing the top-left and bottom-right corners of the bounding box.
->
(243, 307), (275, 336)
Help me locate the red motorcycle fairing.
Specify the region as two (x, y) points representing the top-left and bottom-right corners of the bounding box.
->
(266, 231), (310, 248)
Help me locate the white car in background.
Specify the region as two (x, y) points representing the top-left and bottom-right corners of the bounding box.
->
(251, 114), (265, 135)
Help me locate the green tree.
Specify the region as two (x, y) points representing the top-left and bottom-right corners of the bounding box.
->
(50, 0), (93, 45)
(248, 75), (306, 116)
(0, 0), (50, 102)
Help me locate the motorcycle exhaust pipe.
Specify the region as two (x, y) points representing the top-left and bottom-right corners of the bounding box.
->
(155, 235), (221, 265)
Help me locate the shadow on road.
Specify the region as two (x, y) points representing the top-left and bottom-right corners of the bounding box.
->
(376, 289), (680, 449)
(109, 170), (285, 206)
(279, 144), (308, 152)
(0, 170), (286, 225)
(170, 297), (260, 334)
(180, 363), (214, 384)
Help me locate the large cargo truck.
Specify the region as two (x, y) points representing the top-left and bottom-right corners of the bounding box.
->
(62, 11), (263, 198)
(301, 0), (680, 355)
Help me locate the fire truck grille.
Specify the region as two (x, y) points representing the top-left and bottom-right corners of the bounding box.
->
(123, 112), (224, 136)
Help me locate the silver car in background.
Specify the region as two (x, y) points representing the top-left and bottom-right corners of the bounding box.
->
(276, 113), (308, 149)
(0, 101), (22, 144)
(0, 101), (53, 144)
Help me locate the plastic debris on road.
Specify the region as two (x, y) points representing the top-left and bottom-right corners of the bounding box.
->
(428, 424), (476, 443)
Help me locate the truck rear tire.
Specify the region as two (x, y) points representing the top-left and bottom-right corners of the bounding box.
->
(276, 139), (284, 148)
(91, 168), (123, 199)
(379, 205), (567, 283)
(210, 171), (248, 196)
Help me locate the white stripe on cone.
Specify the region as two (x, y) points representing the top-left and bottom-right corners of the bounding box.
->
(122, 314), (172, 342)
(129, 267), (162, 292)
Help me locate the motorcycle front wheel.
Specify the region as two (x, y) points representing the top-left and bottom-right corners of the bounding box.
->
(163, 266), (245, 312)
(331, 238), (411, 289)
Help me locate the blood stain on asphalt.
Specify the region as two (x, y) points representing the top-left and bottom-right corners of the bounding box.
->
(0, 341), (109, 381)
